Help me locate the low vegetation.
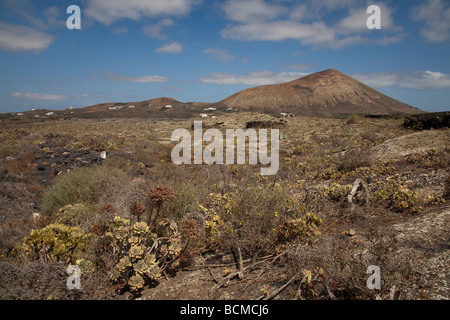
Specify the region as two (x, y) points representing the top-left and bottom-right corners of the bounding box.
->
(0, 113), (448, 300)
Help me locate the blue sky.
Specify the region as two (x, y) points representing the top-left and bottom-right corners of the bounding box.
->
(0, 0), (449, 113)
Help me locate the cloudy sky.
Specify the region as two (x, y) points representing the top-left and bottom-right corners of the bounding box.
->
(0, 0), (449, 113)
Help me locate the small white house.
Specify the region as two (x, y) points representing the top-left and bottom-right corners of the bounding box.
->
(280, 112), (295, 117)
(199, 113), (209, 118)
(128, 105), (135, 109)
(109, 106), (124, 110)
(46, 112), (55, 116)
(164, 105), (173, 109)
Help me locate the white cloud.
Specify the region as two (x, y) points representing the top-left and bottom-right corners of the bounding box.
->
(3, 0), (47, 29)
(11, 92), (69, 100)
(0, 22), (54, 51)
(155, 42), (183, 54)
(353, 71), (450, 90)
(203, 48), (235, 63)
(3, 1), (63, 30)
(336, 3), (399, 34)
(85, 0), (201, 25)
(222, 0), (287, 23)
(220, 0), (403, 48)
(411, 0), (450, 42)
(221, 20), (336, 45)
(113, 27), (128, 34)
(200, 71), (309, 86)
(285, 63), (315, 71)
(400, 71), (450, 90)
(352, 72), (400, 88)
(101, 72), (169, 83)
(142, 19), (174, 39)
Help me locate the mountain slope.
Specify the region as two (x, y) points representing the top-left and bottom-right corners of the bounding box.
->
(219, 69), (423, 116)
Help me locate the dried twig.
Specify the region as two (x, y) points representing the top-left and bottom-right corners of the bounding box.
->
(294, 276), (307, 300)
(185, 254), (273, 271)
(261, 274), (298, 300)
(207, 267), (220, 284)
(237, 245), (244, 280)
(389, 285), (396, 300)
(210, 254), (277, 292)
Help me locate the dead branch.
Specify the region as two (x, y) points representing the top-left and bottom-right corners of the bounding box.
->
(294, 276), (307, 300)
(207, 267), (220, 284)
(237, 245), (244, 280)
(261, 274), (298, 300)
(389, 285), (397, 300)
(347, 178), (370, 207)
(210, 254), (277, 292)
(185, 254), (273, 271)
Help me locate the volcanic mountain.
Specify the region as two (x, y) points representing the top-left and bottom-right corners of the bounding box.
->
(218, 69), (423, 117)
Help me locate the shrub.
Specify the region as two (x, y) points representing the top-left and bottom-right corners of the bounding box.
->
(337, 148), (372, 173)
(42, 166), (126, 215)
(322, 183), (353, 202)
(0, 261), (83, 300)
(196, 183), (320, 257)
(444, 176), (450, 200)
(56, 203), (92, 229)
(371, 177), (422, 214)
(101, 217), (183, 292)
(17, 224), (94, 265)
(147, 186), (175, 227)
(277, 212), (322, 243)
(346, 113), (360, 125)
(162, 182), (207, 220)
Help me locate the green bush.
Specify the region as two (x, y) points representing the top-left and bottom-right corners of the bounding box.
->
(199, 183), (293, 256)
(277, 212), (322, 243)
(162, 182), (208, 220)
(346, 113), (360, 125)
(322, 182), (353, 202)
(56, 203), (92, 229)
(371, 177), (422, 214)
(42, 166), (126, 215)
(102, 217), (182, 292)
(18, 224), (93, 265)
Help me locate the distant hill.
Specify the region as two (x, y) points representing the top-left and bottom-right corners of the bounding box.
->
(4, 69), (425, 120)
(218, 69), (424, 117)
(80, 97), (186, 113)
(51, 97), (214, 119)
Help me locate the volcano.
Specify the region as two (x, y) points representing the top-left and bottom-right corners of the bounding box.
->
(219, 69), (423, 117)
